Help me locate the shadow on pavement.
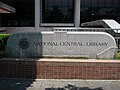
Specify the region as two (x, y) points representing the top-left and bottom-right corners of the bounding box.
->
(0, 78), (35, 90)
(45, 84), (104, 90)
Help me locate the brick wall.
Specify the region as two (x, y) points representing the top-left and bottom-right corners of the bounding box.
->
(0, 59), (36, 78)
(0, 59), (120, 80)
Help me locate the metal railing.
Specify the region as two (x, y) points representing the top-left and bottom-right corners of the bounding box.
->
(53, 27), (120, 37)
(53, 27), (112, 32)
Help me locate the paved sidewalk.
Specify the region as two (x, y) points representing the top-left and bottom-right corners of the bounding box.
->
(0, 78), (120, 90)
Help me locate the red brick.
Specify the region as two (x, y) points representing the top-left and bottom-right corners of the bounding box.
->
(1, 59), (120, 79)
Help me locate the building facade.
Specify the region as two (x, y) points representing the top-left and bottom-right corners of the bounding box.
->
(0, 0), (120, 33)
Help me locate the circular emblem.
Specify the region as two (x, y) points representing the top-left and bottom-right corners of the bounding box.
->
(18, 38), (30, 49)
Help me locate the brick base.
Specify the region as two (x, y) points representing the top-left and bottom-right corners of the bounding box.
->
(0, 58), (120, 80)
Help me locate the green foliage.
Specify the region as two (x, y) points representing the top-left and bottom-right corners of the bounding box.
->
(115, 52), (120, 60)
(0, 34), (10, 58)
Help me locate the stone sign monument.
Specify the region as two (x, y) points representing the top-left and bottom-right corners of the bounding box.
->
(5, 31), (117, 59)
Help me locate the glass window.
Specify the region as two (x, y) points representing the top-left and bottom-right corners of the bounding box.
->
(55, 0), (61, 7)
(81, 0), (120, 24)
(112, 0), (119, 7)
(42, 0), (74, 23)
(105, 0), (112, 7)
(47, 0), (54, 7)
(92, 0), (98, 7)
(69, 0), (73, 7)
(84, 0), (91, 7)
(98, 8), (119, 15)
(1, 0), (35, 27)
(62, 0), (68, 7)
(98, 0), (105, 7)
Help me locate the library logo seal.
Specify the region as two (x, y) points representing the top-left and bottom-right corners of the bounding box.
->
(18, 38), (30, 49)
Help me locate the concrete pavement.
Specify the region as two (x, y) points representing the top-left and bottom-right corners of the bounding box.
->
(0, 78), (120, 90)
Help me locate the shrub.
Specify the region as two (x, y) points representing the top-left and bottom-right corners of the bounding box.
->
(115, 52), (120, 60)
(0, 34), (10, 58)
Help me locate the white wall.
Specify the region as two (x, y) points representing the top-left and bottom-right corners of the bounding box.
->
(6, 27), (35, 34)
(6, 27), (54, 34)
(0, 15), (1, 26)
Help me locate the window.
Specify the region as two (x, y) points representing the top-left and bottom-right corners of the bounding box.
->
(1, 0), (35, 27)
(42, 0), (74, 23)
(81, 0), (120, 23)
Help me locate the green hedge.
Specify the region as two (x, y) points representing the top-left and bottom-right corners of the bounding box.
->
(0, 34), (10, 58)
(115, 52), (120, 60)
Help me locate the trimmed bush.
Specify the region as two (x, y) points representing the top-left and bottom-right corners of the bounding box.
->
(115, 52), (120, 60)
(0, 34), (10, 58)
